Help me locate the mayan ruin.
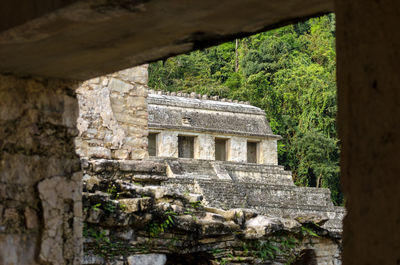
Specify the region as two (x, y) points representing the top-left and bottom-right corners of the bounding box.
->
(74, 65), (344, 264)
(1, 1), (399, 265)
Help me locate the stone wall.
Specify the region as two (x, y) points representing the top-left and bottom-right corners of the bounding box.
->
(228, 136), (248, 162)
(76, 65), (149, 160)
(194, 134), (215, 160)
(336, 0), (400, 263)
(156, 130), (179, 158)
(82, 159), (342, 265)
(259, 139), (278, 165)
(148, 91), (281, 165)
(0, 74), (82, 264)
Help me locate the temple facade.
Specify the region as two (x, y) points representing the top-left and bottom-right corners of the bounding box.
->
(75, 66), (344, 264)
(147, 90), (280, 165)
(146, 89), (344, 235)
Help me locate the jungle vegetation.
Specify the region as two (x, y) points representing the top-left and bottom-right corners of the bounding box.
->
(148, 14), (342, 205)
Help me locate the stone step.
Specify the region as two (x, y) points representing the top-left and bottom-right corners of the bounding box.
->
(150, 157), (294, 185)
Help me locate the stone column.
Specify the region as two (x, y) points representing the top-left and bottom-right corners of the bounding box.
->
(335, 0), (400, 264)
(0, 74), (82, 264)
(228, 137), (247, 162)
(158, 131), (178, 157)
(194, 134), (215, 160)
(259, 139), (278, 165)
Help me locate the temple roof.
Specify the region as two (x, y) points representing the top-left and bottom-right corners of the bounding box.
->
(147, 91), (281, 139)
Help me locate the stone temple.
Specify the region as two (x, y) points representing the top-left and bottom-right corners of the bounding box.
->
(75, 65), (344, 264)
(1, 1), (398, 264)
(147, 90), (280, 164)
(146, 89), (344, 234)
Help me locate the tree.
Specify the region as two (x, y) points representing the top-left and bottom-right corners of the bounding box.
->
(148, 14), (343, 205)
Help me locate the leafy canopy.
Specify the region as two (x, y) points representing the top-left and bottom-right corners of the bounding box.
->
(148, 14), (343, 205)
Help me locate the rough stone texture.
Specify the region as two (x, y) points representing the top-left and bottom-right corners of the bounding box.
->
(82, 160), (341, 265)
(228, 137), (248, 163)
(335, 0), (400, 264)
(0, 0), (333, 80)
(194, 134), (215, 160)
(148, 92), (278, 138)
(1, 0), (399, 264)
(148, 92), (280, 164)
(260, 139), (278, 165)
(156, 131), (179, 158)
(127, 254), (167, 265)
(38, 174), (83, 264)
(0, 74), (82, 264)
(84, 158), (343, 236)
(76, 65), (149, 160)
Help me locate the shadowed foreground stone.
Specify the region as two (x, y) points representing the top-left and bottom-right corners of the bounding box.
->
(0, 0), (333, 80)
(0, 74), (82, 264)
(82, 159), (342, 265)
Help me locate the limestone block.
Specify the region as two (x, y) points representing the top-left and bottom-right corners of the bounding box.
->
(158, 131), (178, 157)
(244, 216), (284, 239)
(228, 137), (247, 162)
(126, 96), (147, 108)
(127, 254), (166, 265)
(82, 255), (105, 265)
(113, 149), (130, 160)
(118, 198), (141, 213)
(115, 228), (135, 240)
(114, 65), (149, 85)
(132, 174), (168, 183)
(118, 160), (166, 173)
(87, 146), (112, 159)
(76, 65), (149, 160)
(194, 134), (215, 160)
(259, 139), (278, 165)
(109, 77), (133, 94)
(184, 193), (203, 203)
(38, 173), (82, 265)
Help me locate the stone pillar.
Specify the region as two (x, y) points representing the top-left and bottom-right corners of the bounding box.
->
(335, 0), (400, 264)
(194, 134), (215, 160)
(259, 139), (278, 165)
(76, 65), (149, 160)
(228, 137), (247, 162)
(158, 131), (178, 157)
(0, 74), (82, 264)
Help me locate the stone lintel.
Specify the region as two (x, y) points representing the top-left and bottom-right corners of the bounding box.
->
(0, 0), (332, 80)
(148, 124), (282, 140)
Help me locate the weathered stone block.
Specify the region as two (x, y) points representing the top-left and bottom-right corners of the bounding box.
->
(118, 198), (141, 213)
(109, 77), (134, 94)
(127, 254), (166, 265)
(76, 65), (149, 161)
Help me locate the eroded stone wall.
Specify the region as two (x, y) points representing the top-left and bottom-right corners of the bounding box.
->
(82, 159), (342, 265)
(76, 65), (149, 160)
(0, 74), (82, 265)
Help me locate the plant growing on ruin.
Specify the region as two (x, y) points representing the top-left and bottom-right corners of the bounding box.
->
(148, 211), (177, 237)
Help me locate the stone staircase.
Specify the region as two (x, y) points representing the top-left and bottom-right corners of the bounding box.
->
(150, 158), (344, 235)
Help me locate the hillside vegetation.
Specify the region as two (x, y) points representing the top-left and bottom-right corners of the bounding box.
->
(148, 14), (342, 205)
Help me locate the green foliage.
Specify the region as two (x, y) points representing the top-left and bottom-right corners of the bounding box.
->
(83, 223), (136, 259)
(149, 14), (343, 205)
(92, 203), (101, 211)
(148, 211), (177, 237)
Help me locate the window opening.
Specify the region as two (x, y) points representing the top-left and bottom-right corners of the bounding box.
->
(148, 133), (158, 156)
(215, 138), (228, 161)
(178, 136), (195, 158)
(247, 141), (259, 163)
